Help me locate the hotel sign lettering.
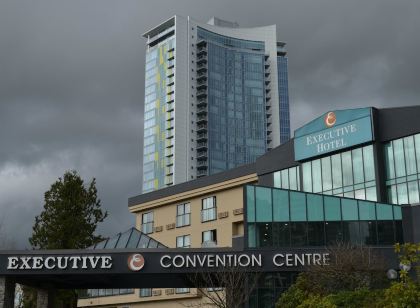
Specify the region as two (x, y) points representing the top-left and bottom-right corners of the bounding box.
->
(3, 251), (330, 273)
(294, 108), (374, 161)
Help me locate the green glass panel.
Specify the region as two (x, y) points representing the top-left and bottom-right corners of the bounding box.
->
(273, 172), (281, 188)
(352, 148), (364, 184)
(415, 134), (420, 173)
(273, 189), (289, 222)
(246, 186), (255, 222)
(394, 139), (406, 178)
(384, 142), (395, 180)
(377, 203), (393, 220)
(404, 136), (417, 175)
(332, 154), (343, 189)
(387, 185), (397, 204)
(248, 224), (256, 247)
(281, 169), (289, 189)
(408, 181), (420, 204)
(324, 196), (341, 221)
(342, 151), (353, 186)
(365, 187), (377, 202)
(397, 183), (408, 204)
(256, 187), (272, 222)
(342, 199), (358, 220)
(393, 206), (402, 220)
(307, 194), (324, 221)
(321, 157), (332, 191)
(358, 201), (376, 220)
(289, 167), (298, 190)
(302, 162), (312, 192)
(312, 160), (322, 193)
(290, 191), (306, 221)
(363, 145), (376, 182)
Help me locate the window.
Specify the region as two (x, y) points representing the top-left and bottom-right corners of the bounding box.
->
(139, 288), (152, 297)
(176, 235), (191, 248)
(201, 197), (217, 222)
(175, 288), (190, 294)
(202, 229), (217, 245)
(141, 212), (154, 234)
(176, 203), (191, 227)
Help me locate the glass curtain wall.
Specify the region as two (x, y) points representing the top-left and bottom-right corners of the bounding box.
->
(246, 185), (402, 248)
(301, 145), (377, 201)
(273, 166), (300, 190)
(197, 28), (267, 174)
(277, 56), (290, 143)
(142, 36), (175, 192)
(384, 133), (420, 205)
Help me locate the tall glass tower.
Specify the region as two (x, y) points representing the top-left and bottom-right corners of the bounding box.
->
(142, 16), (290, 193)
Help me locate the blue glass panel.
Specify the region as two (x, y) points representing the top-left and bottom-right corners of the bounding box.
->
(324, 196), (341, 221)
(256, 187), (272, 222)
(377, 203), (393, 220)
(307, 194), (323, 221)
(290, 191), (306, 221)
(247, 186), (256, 222)
(341, 199), (358, 220)
(273, 189), (289, 222)
(358, 201), (376, 220)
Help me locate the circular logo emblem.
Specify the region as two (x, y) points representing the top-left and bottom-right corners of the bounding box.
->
(127, 254), (145, 271)
(324, 111), (336, 128)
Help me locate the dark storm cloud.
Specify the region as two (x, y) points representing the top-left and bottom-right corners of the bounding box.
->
(0, 0), (419, 247)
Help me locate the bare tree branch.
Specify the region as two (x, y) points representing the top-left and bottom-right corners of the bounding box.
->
(183, 266), (260, 308)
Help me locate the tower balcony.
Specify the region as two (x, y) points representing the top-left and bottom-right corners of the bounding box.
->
(197, 151), (208, 160)
(196, 142), (208, 150)
(197, 89), (207, 99)
(197, 106), (207, 115)
(197, 169), (208, 177)
(197, 124), (207, 132)
(197, 133), (208, 141)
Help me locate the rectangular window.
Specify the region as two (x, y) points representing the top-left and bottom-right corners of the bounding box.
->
(175, 288), (190, 294)
(139, 288), (152, 297)
(141, 212), (154, 234)
(201, 197), (217, 222)
(202, 229), (217, 246)
(176, 203), (191, 227)
(176, 235), (191, 248)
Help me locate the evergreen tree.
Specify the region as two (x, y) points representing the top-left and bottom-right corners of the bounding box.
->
(29, 170), (107, 249)
(25, 170), (108, 308)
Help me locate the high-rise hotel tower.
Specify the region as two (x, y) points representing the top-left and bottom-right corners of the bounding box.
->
(142, 16), (290, 192)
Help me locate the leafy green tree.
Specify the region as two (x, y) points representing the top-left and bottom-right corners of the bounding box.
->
(25, 170), (108, 308)
(29, 170), (107, 249)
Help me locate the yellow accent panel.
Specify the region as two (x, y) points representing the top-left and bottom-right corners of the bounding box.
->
(154, 152), (159, 161)
(154, 179), (159, 189)
(156, 99), (160, 109)
(159, 48), (164, 64)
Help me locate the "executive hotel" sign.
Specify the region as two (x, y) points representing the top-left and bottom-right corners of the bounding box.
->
(294, 108), (374, 161)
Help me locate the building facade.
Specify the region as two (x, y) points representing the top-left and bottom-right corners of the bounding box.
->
(142, 16), (290, 193)
(77, 105), (420, 308)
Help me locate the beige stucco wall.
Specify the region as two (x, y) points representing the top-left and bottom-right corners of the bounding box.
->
(77, 174), (257, 307)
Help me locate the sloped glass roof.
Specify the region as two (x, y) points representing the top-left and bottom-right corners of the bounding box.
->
(88, 227), (167, 250)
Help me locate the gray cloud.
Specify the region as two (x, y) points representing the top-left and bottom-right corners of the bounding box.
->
(0, 0), (419, 247)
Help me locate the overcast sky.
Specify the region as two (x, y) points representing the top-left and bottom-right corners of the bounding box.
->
(1, 0), (419, 248)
